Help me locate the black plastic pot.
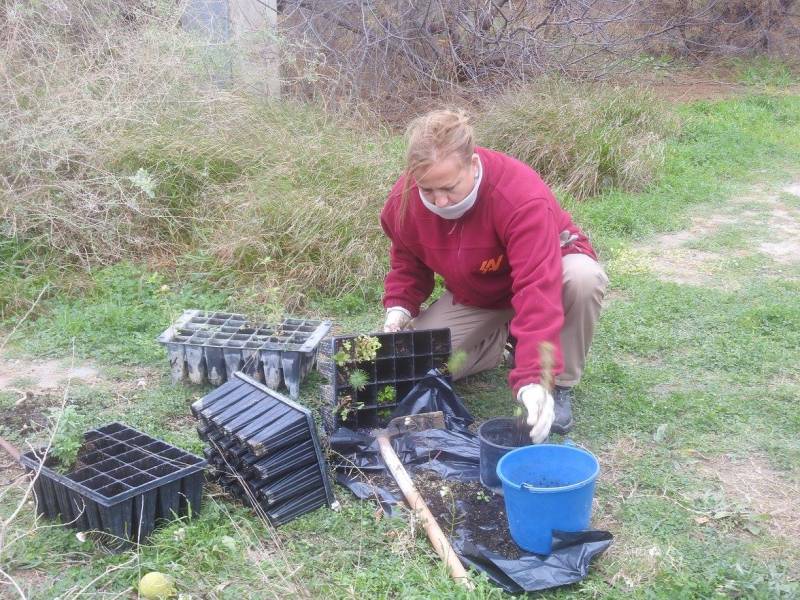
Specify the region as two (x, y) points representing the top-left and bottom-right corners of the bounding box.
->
(317, 329), (452, 431)
(192, 372), (338, 526)
(19, 423), (206, 548)
(478, 417), (531, 495)
(158, 310), (332, 398)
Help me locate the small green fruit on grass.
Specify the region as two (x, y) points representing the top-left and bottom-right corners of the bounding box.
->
(138, 572), (176, 599)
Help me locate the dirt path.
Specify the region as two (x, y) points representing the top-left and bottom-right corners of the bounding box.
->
(0, 357), (104, 442)
(0, 357), (101, 392)
(621, 180), (800, 289)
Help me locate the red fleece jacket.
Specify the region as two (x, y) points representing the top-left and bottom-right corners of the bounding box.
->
(380, 147), (596, 394)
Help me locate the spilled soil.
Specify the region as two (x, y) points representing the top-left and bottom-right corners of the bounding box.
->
(413, 470), (521, 558)
(359, 468), (523, 558)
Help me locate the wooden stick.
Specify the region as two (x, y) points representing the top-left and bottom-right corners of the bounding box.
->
(376, 434), (474, 590)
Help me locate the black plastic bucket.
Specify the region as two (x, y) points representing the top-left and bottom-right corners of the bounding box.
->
(478, 417), (531, 494)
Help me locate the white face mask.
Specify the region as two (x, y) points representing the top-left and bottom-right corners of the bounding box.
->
(419, 156), (483, 220)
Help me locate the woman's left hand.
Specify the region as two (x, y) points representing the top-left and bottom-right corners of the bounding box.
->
(384, 307), (412, 332)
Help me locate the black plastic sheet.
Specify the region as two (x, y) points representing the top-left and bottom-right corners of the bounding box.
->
(334, 472), (401, 516)
(390, 371), (474, 433)
(454, 530), (615, 593)
(330, 371), (613, 593)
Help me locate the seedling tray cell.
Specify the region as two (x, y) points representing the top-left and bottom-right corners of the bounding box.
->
(193, 372), (337, 527)
(19, 423), (206, 548)
(318, 329), (452, 432)
(158, 310), (332, 398)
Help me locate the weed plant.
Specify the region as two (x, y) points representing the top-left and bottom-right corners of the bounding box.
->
(47, 406), (87, 473)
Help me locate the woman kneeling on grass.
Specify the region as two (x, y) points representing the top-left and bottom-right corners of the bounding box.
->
(380, 109), (608, 442)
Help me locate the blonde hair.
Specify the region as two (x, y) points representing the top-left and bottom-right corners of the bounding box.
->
(399, 109), (475, 221)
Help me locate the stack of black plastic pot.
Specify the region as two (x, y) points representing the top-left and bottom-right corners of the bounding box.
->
(317, 328), (452, 431)
(193, 372), (337, 525)
(19, 423), (206, 548)
(158, 310), (332, 398)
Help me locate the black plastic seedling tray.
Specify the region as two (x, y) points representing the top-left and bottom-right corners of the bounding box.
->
(317, 329), (451, 431)
(19, 423), (206, 548)
(157, 309), (332, 398)
(192, 372), (338, 526)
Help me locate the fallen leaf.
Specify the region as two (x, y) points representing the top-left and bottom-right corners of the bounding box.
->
(744, 522), (762, 535)
(220, 535), (237, 553)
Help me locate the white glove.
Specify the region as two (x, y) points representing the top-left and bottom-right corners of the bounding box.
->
(383, 307), (412, 332)
(517, 383), (555, 444)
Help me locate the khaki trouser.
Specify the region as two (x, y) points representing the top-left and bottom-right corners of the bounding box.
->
(412, 253), (608, 387)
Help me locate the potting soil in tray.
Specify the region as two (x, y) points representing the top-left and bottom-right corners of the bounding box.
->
(19, 422), (206, 548)
(158, 309), (332, 398)
(317, 329), (452, 431)
(193, 372), (337, 526)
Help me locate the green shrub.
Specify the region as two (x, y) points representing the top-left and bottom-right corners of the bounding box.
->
(48, 405), (87, 473)
(197, 103), (401, 306)
(477, 80), (679, 200)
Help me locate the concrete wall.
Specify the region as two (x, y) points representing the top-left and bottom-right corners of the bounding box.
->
(181, 0), (279, 96)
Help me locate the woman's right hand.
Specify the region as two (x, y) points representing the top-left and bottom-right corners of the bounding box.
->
(517, 383), (555, 444)
(384, 307), (412, 332)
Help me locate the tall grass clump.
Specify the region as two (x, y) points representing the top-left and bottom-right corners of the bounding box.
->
(0, 1), (401, 312)
(1, 1), (222, 263)
(191, 103), (402, 306)
(477, 80), (679, 200)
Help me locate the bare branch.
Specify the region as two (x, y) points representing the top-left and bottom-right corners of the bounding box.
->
(278, 0), (799, 114)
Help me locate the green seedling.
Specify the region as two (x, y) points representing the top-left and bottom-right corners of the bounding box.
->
(445, 349), (468, 376)
(337, 394), (364, 421)
(348, 369), (369, 391)
(475, 488), (491, 503)
(354, 335), (381, 362)
(377, 385), (396, 405)
(377, 408), (392, 421)
(334, 340), (354, 366)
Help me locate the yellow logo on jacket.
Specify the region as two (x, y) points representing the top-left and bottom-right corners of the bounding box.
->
(479, 254), (504, 274)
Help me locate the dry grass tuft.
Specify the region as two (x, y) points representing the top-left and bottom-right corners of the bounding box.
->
(1, 1), (222, 262)
(477, 80), (678, 200)
(696, 453), (800, 539)
(0, 1), (401, 309)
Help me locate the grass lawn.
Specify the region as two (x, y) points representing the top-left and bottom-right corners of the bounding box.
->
(1, 90), (799, 598)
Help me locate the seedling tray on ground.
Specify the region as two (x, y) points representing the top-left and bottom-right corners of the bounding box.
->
(317, 329), (451, 431)
(19, 423), (206, 548)
(157, 309), (332, 398)
(192, 372), (337, 526)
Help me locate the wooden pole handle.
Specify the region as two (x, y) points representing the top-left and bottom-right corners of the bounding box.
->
(377, 435), (474, 590)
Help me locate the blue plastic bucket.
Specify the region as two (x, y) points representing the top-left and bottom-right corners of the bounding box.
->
(497, 444), (599, 555)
